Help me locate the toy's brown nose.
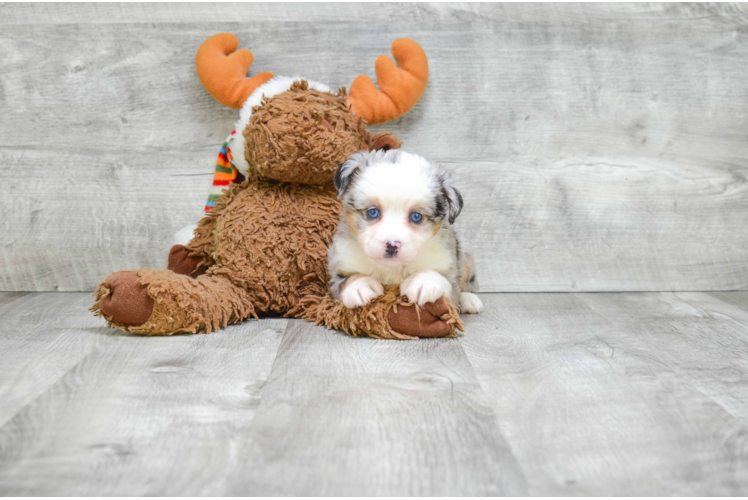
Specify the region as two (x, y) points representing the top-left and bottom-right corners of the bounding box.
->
(385, 241), (401, 257)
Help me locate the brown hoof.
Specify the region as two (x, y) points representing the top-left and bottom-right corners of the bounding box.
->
(387, 297), (453, 338)
(167, 245), (207, 278)
(99, 271), (154, 326)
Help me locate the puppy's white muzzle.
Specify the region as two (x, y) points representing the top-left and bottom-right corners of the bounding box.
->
(365, 236), (419, 267)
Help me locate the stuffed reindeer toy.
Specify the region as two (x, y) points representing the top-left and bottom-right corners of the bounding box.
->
(92, 33), (463, 339)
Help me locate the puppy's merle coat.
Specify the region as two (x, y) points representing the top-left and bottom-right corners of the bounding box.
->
(327, 149), (482, 314)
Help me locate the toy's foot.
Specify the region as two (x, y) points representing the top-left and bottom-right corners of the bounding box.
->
(98, 271), (153, 326)
(168, 245), (207, 278)
(93, 269), (254, 335)
(387, 297), (454, 338)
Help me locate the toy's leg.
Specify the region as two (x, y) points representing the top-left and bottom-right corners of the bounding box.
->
(301, 285), (463, 340)
(91, 269), (255, 335)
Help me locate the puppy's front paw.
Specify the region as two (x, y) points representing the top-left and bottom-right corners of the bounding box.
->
(460, 292), (483, 314)
(341, 276), (384, 309)
(400, 270), (452, 306)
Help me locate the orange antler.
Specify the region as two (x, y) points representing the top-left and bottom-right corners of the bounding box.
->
(346, 39), (429, 125)
(195, 33), (275, 109)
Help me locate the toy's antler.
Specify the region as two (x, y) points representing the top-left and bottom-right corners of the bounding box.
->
(346, 39), (429, 125)
(195, 33), (275, 109)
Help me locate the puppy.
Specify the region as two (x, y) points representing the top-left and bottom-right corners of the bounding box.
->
(327, 149), (483, 314)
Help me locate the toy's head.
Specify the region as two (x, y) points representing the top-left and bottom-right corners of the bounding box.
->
(195, 33), (428, 185)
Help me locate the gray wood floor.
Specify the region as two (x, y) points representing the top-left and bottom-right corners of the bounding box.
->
(1, 291), (747, 495)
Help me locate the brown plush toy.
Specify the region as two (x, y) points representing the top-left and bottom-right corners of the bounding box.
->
(91, 33), (463, 339)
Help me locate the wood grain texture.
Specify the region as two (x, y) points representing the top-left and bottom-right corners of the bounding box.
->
(2, 3), (747, 26)
(576, 292), (748, 424)
(460, 293), (748, 495)
(0, 293), (105, 427)
(224, 320), (527, 496)
(708, 291), (748, 312)
(0, 292), (287, 495)
(1, 291), (748, 494)
(1, 3), (748, 291)
(454, 158), (748, 291)
(0, 292), (27, 308)
(0, 148), (214, 292)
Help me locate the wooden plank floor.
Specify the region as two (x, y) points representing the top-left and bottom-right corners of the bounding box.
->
(0, 292), (747, 495)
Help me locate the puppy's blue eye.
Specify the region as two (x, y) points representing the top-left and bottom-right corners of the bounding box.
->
(367, 208), (380, 219)
(409, 212), (423, 223)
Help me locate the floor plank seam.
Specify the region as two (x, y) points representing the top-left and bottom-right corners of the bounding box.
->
(454, 335), (531, 494)
(0, 339), (104, 432)
(573, 292), (748, 428)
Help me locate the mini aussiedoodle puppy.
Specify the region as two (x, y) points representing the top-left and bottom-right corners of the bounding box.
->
(328, 149), (483, 314)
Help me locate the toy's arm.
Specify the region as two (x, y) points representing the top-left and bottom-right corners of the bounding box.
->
(167, 218), (215, 278)
(168, 133), (243, 278)
(302, 285), (463, 339)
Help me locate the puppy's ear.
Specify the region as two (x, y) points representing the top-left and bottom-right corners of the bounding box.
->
(334, 152), (365, 199)
(439, 173), (464, 224)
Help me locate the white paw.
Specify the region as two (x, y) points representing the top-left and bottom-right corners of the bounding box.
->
(400, 270), (452, 306)
(341, 276), (384, 309)
(460, 292), (483, 314)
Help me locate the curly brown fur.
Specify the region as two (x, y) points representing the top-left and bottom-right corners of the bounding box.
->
(301, 285), (462, 340)
(92, 269), (256, 335)
(197, 179), (341, 315)
(244, 81), (373, 185)
(94, 80), (461, 339)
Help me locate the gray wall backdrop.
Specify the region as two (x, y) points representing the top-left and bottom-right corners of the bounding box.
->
(1, 3), (747, 292)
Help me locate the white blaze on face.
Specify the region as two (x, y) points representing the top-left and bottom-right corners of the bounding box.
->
(351, 156), (439, 267)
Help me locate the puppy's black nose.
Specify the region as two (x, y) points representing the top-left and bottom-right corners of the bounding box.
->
(385, 241), (401, 257)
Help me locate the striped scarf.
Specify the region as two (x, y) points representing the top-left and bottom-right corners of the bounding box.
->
(205, 130), (240, 212)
